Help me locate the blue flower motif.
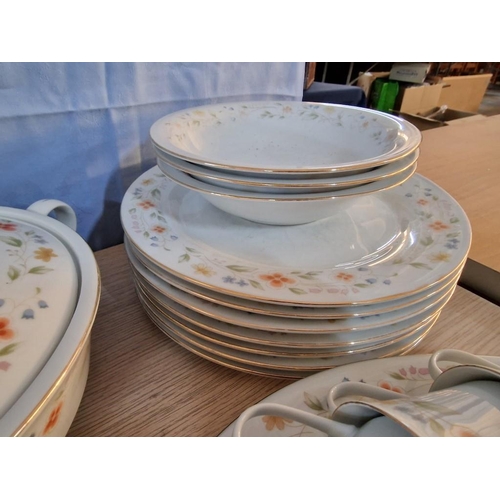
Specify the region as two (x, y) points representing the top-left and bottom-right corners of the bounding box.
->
(383, 279), (391, 285)
(237, 280), (249, 287)
(170, 235), (178, 241)
(33, 236), (48, 244)
(424, 192), (432, 197)
(150, 236), (159, 241)
(0, 299), (4, 308)
(133, 188), (142, 196)
(150, 243), (159, 247)
(38, 300), (48, 308)
(445, 238), (460, 250)
(365, 278), (377, 284)
(22, 309), (34, 319)
(222, 276), (236, 284)
(358, 267), (369, 272)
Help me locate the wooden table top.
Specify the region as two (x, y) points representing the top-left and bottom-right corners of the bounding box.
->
(67, 244), (500, 437)
(417, 115), (500, 273)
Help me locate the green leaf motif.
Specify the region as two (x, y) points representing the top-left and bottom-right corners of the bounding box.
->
(0, 236), (23, 247)
(388, 372), (405, 380)
(303, 392), (326, 412)
(128, 208), (136, 214)
(354, 283), (369, 288)
(0, 343), (17, 356)
(289, 288), (307, 295)
(36, 287), (41, 294)
(143, 231), (150, 239)
(157, 216), (167, 223)
(420, 236), (434, 246)
(450, 217), (460, 224)
(151, 189), (161, 200)
(28, 266), (53, 274)
(185, 247), (198, 253)
(150, 212), (157, 219)
(226, 265), (257, 273)
(430, 418), (446, 436)
(178, 254), (190, 263)
(446, 232), (460, 238)
(410, 262), (433, 270)
(248, 280), (264, 290)
(413, 401), (461, 416)
(8, 266), (20, 281)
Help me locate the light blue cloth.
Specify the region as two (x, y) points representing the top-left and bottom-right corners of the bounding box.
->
(0, 62), (304, 250)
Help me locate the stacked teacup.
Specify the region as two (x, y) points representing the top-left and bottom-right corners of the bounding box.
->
(120, 101), (472, 378)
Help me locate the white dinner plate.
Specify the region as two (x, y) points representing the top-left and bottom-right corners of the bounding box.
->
(126, 235), (465, 318)
(218, 354), (500, 436)
(121, 167), (471, 306)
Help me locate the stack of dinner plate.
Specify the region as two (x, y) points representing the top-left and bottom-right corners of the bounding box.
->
(119, 101), (471, 379)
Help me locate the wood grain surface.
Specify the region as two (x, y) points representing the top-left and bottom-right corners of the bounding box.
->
(418, 115), (500, 272)
(67, 244), (500, 437)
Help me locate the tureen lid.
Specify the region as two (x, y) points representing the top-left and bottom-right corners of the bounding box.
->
(0, 201), (79, 419)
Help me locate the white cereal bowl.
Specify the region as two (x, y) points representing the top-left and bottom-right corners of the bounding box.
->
(150, 101), (421, 175)
(0, 201), (100, 436)
(156, 148), (419, 194)
(161, 161), (418, 225)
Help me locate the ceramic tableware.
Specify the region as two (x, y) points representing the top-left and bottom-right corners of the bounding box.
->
(0, 200), (100, 436)
(159, 160), (417, 225)
(155, 147), (420, 194)
(150, 101), (421, 175)
(120, 167), (470, 307)
(219, 354), (500, 437)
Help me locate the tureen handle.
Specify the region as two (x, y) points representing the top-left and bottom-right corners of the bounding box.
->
(27, 199), (77, 231)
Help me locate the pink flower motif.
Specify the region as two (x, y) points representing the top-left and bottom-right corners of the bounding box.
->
(409, 365), (417, 375)
(418, 368), (429, 375)
(399, 368), (407, 377)
(0, 361), (11, 371)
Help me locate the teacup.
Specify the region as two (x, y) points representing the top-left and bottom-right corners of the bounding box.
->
(232, 350), (500, 437)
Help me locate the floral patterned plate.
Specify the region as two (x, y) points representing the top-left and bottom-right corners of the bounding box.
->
(150, 101), (421, 174)
(218, 354), (500, 436)
(0, 215), (78, 419)
(120, 167), (471, 306)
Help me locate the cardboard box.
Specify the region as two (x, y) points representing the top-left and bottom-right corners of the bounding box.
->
(389, 63), (430, 84)
(394, 83), (444, 114)
(430, 74), (492, 112)
(394, 107), (487, 131)
(303, 62), (316, 90)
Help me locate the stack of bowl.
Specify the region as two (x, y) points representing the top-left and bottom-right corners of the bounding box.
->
(120, 101), (471, 379)
(150, 101), (421, 225)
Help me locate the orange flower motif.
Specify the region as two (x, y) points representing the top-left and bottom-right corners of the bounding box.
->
(141, 179), (154, 186)
(34, 247), (58, 262)
(259, 272), (296, 288)
(429, 221), (450, 231)
(151, 225), (167, 234)
(262, 415), (293, 431)
(335, 272), (354, 282)
(43, 401), (63, 435)
(0, 222), (17, 231)
(417, 199), (429, 206)
(0, 317), (14, 341)
(138, 200), (156, 209)
(449, 425), (477, 437)
(282, 106), (293, 114)
(430, 252), (451, 263)
(378, 381), (405, 394)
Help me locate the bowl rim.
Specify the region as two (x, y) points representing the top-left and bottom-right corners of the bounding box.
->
(0, 207), (100, 436)
(150, 101), (422, 174)
(159, 161), (418, 202)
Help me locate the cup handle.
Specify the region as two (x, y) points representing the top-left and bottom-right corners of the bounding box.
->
(428, 349), (500, 380)
(232, 402), (357, 437)
(27, 199), (77, 231)
(327, 381), (408, 417)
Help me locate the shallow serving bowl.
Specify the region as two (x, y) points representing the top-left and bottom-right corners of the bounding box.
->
(0, 201), (100, 436)
(150, 101), (421, 175)
(156, 148), (419, 194)
(160, 160), (417, 225)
